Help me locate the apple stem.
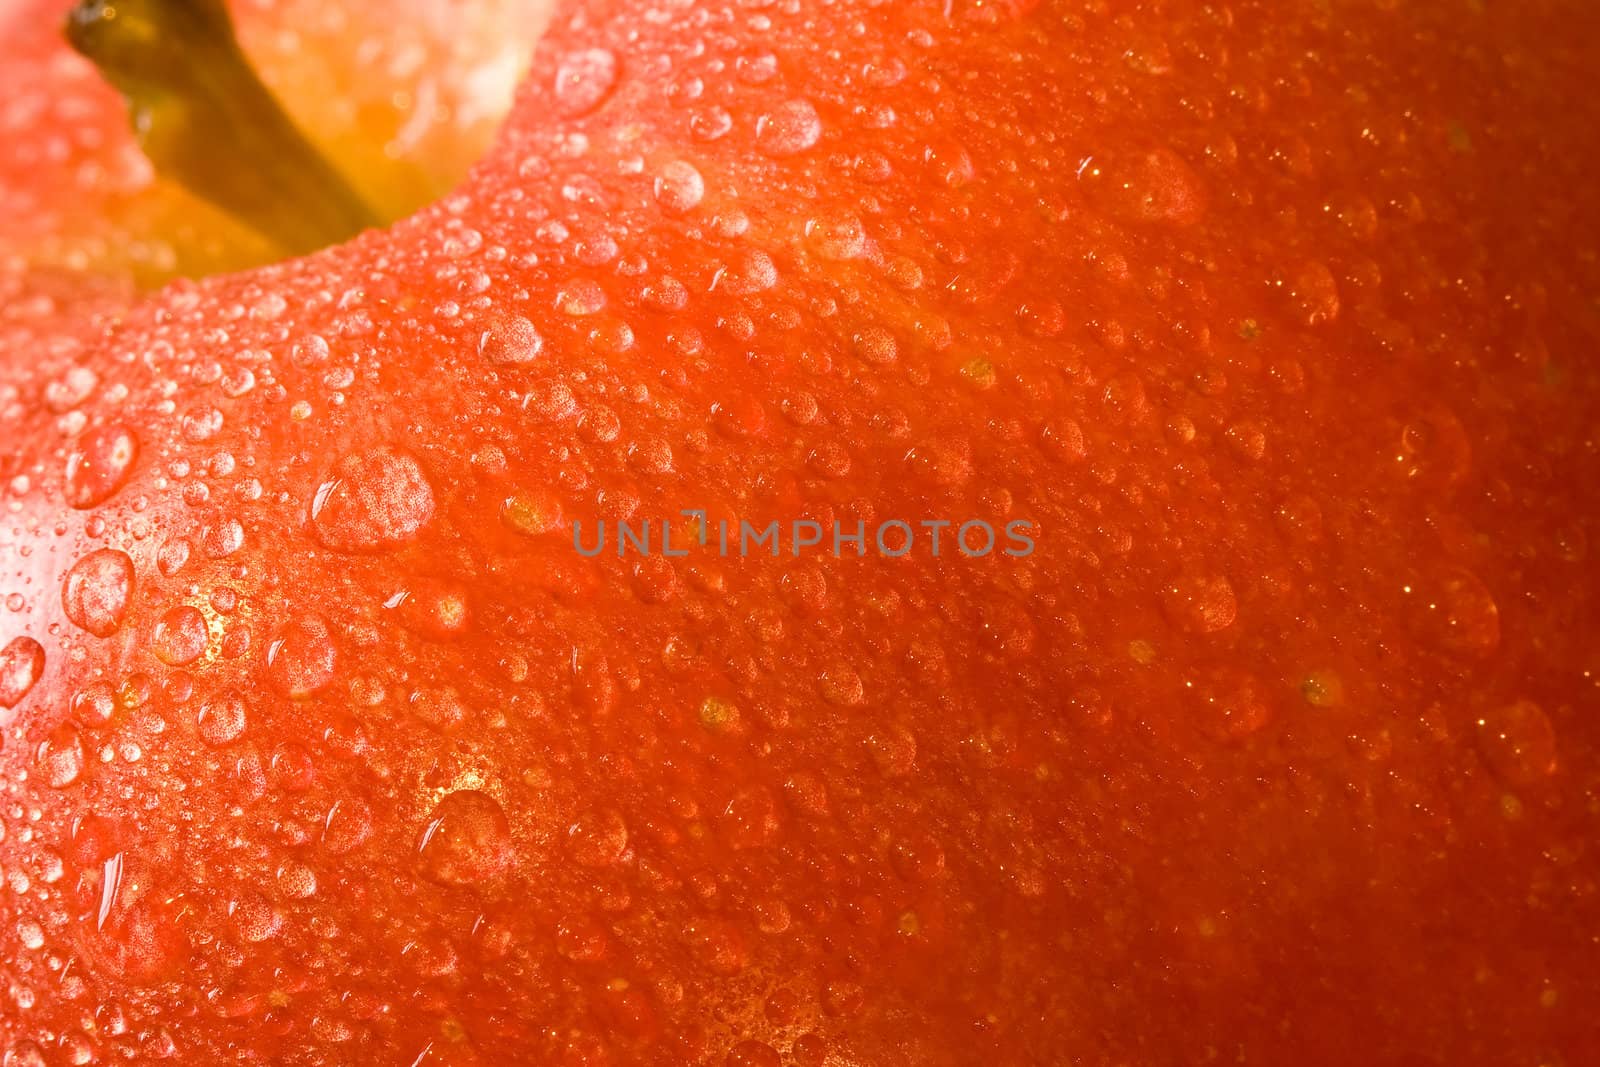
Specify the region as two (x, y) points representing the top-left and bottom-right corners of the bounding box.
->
(65, 0), (380, 257)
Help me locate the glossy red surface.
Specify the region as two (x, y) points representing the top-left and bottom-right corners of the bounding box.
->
(1, 0), (1598, 1063)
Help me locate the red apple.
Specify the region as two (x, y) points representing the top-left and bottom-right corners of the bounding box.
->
(1, 0), (1597, 1064)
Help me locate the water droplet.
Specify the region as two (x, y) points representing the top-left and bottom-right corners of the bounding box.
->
(418, 790), (514, 885)
(654, 160), (705, 214)
(265, 615), (338, 698)
(891, 833), (946, 882)
(720, 786), (781, 849)
(1476, 700), (1557, 787)
(0, 636), (46, 709)
(1301, 669), (1344, 707)
(555, 48), (619, 116)
(1039, 419), (1086, 463)
(310, 446), (435, 553)
(1397, 407), (1471, 488)
(197, 689), (247, 747)
(322, 798), (373, 854)
(556, 915), (608, 961)
(200, 519), (244, 559)
(1405, 569), (1499, 658)
(62, 548), (134, 637)
(689, 106), (733, 142)
(72, 681), (117, 727)
(1288, 260), (1340, 325)
(756, 99), (822, 156)
(820, 665), (866, 706)
(865, 724), (918, 777)
(698, 696), (741, 734)
(1192, 669), (1273, 739)
(65, 425), (139, 509)
(810, 214), (868, 260)
(1112, 147), (1206, 225)
(567, 808), (629, 867)
(230, 893), (282, 942)
(1161, 573), (1237, 633)
(852, 326), (898, 365)
(156, 538), (192, 577)
(479, 315), (543, 365)
(3, 1041), (48, 1067)
(557, 278), (607, 316)
(276, 861), (317, 899)
(500, 490), (564, 536)
(727, 1040), (782, 1067)
(36, 725), (85, 788)
(152, 605), (208, 666)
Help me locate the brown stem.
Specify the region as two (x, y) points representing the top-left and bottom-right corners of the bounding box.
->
(66, 0), (380, 256)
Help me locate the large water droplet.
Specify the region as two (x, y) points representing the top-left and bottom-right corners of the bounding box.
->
(322, 798), (373, 854)
(65, 425), (139, 509)
(567, 808), (629, 867)
(1113, 147), (1206, 225)
(479, 315), (544, 365)
(36, 725), (85, 788)
(62, 549), (135, 638)
(720, 786), (781, 849)
(197, 689), (248, 747)
(756, 99), (822, 156)
(418, 790), (514, 885)
(1161, 573), (1237, 634)
(654, 160), (705, 214)
(1405, 569), (1499, 658)
(0, 636), (46, 709)
(152, 605), (208, 666)
(1476, 700), (1557, 788)
(554, 48), (619, 116)
(264, 615), (338, 698)
(310, 446), (435, 553)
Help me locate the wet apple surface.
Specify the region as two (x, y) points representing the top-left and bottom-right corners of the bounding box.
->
(2, 0), (1598, 1064)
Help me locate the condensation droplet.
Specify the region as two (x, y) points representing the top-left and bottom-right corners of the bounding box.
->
(36, 725), (85, 788)
(418, 790), (515, 885)
(1476, 700), (1557, 788)
(479, 315), (544, 365)
(0, 636), (47, 709)
(756, 99), (822, 157)
(62, 548), (134, 637)
(322, 798), (373, 855)
(310, 446), (435, 553)
(654, 160), (705, 215)
(152, 605), (208, 666)
(265, 616), (338, 698)
(554, 48), (619, 116)
(1161, 573), (1237, 634)
(1405, 569), (1499, 658)
(197, 689), (248, 747)
(65, 425), (139, 509)
(567, 808), (629, 868)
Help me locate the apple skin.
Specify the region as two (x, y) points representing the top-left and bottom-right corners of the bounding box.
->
(2, 0), (1599, 1064)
